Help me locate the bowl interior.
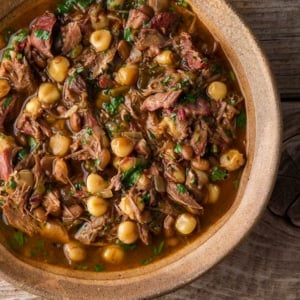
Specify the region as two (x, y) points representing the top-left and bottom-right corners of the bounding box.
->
(0, 0), (281, 299)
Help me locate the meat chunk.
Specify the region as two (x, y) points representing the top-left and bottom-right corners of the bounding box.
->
(141, 90), (182, 111)
(150, 12), (179, 34)
(166, 182), (204, 212)
(135, 29), (166, 51)
(126, 8), (150, 29)
(30, 12), (56, 58)
(177, 32), (208, 72)
(0, 57), (37, 94)
(0, 95), (17, 129)
(61, 22), (82, 54)
(43, 190), (61, 216)
(0, 148), (14, 181)
(190, 122), (208, 156)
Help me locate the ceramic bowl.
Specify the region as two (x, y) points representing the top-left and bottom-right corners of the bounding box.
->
(0, 0), (281, 299)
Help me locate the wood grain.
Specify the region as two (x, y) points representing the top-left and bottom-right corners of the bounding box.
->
(228, 0), (300, 98)
(0, 1), (300, 299)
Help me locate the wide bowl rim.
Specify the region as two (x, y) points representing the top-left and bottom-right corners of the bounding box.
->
(0, 0), (282, 299)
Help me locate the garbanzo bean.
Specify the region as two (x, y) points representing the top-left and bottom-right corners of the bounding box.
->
(53, 158), (69, 184)
(115, 64), (139, 86)
(191, 157), (210, 171)
(0, 134), (15, 152)
(119, 196), (144, 220)
(119, 157), (137, 172)
(207, 81), (228, 101)
(106, 0), (125, 10)
(207, 183), (220, 204)
(175, 213), (197, 235)
(89, 29), (112, 52)
(25, 97), (41, 118)
(97, 148), (111, 170)
(64, 242), (87, 263)
(86, 196), (108, 217)
(38, 82), (60, 104)
(220, 149), (245, 171)
(102, 245), (124, 264)
(86, 173), (108, 194)
(48, 56), (70, 83)
(181, 145), (194, 160)
(0, 79), (11, 98)
(69, 112), (82, 132)
(117, 221), (139, 244)
(155, 50), (174, 65)
(111, 137), (134, 157)
(16, 169), (34, 188)
(49, 133), (71, 156)
(92, 14), (109, 30)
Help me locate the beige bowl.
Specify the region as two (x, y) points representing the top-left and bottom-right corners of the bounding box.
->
(0, 0), (281, 299)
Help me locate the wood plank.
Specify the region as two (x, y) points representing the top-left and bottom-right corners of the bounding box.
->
(228, 0), (300, 98)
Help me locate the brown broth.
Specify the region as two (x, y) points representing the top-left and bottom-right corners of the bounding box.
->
(0, 0), (247, 272)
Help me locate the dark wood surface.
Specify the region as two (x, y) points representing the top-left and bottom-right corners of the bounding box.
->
(1, 0), (300, 299)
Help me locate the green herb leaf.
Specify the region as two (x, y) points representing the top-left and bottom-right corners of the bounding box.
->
(229, 70), (236, 81)
(141, 257), (153, 265)
(17, 149), (28, 161)
(176, 184), (187, 193)
(103, 96), (125, 116)
(236, 110), (246, 128)
(174, 144), (182, 154)
(211, 166), (228, 182)
(177, 0), (188, 7)
(181, 93), (197, 104)
(28, 136), (38, 152)
(9, 231), (27, 251)
(153, 241), (164, 256)
(86, 127), (93, 136)
(34, 29), (50, 40)
(74, 181), (85, 190)
(124, 28), (133, 43)
(75, 265), (89, 270)
(121, 243), (137, 251)
(57, 0), (94, 14)
(13, 29), (28, 43)
(121, 162), (147, 189)
(94, 265), (105, 272)
(2, 97), (12, 109)
(7, 180), (17, 189)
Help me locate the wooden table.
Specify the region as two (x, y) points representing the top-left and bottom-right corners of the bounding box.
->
(1, 1), (300, 299)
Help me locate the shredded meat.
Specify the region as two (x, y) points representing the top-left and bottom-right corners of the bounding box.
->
(30, 12), (56, 58)
(141, 90), (182, 111)
(126, 8), (150, 29)
(61, 22), (82, 54)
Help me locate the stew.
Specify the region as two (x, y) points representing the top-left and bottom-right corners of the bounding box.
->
(0, 0), (246, 271)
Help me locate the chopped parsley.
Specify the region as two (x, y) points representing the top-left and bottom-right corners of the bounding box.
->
(176, 184), (187, 193)
(121, 162), (147, 189)
(229, 70), (236, 81)
(141, 257), (153, 265)
(211, 166), (228, 182)
(2, 97), (12, 109)
(17, 149), (28, 161)
(177, 0), (188, 7)
(153, 241), (164, 256)
(174, 144), (182, 154)
(34, 29), (50, 40)
(161, 76), (171, 86)
(9, 231), (27, 251)
(7, 180), (17, 189)
(94, 265), (105, 272)
(124, 28), (134, 43)
(57, 0), (94, 14)
(13, 29), (28, 43)
(181, 93), (197, 104)
(103, 96), (125, 115)
(86, 127), (93, 136)
(28, 136), (38, 152)
(236, 110), (246, 129)
(74, 181), (85, 190)
(121, 243), (137, 251)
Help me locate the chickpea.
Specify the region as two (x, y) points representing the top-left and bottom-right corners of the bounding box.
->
(220, 149), (245, 171)
(40, 220), (69, 243)
(16, 169), (34, 188)
(113, 156), (122, 169)
(89, 29), (112, 52)
(64, 241), (87, 263)
(119, 157), (137, 172)
(106, 0), (125, 10)
(181, 145), (194, 160)
(53, 159), (69, 184)
(25, 97), (42, 118)
(38, 82), (60, 104)
(155, 50), (174, 66)
(115, 64), (139, 86)
(136, 173), (151, 191)
(207, 81), (228, 101)
(32, 207), (47, 222)
(102, 245), (124, 264)
(117, 221), (139, 244)
(97, 148), (111, 170)
(86, 173), (108, 194)
(48, 56), (70, 83)
(166, 163), (185, 183)
(207, 183), (220, 204)
(0, 79), (11, 98)
(92, 14), (109, 30)
(49, 133), (71, 156)
(191, 157), (210, 171)
(69, 112), (82, 132)
(111, 137), (134, 158)
(175, 213), (197, 235)
(119, 196), (144, 220)
(86, 196), (108, 217)
(0, 134), (15, 152)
